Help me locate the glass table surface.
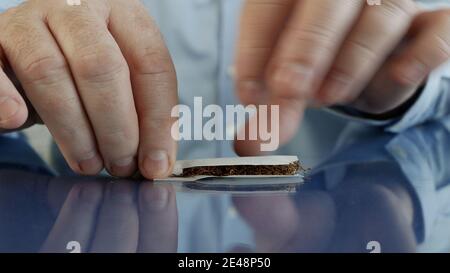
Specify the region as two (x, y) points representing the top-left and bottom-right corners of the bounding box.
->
(1, 119), (449, 253)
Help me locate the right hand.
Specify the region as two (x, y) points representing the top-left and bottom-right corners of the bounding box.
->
(0, 0), (178, 179)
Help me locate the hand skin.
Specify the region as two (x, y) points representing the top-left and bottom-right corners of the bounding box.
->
(0, 0), (178, 179)
(234, 0), (450, 156)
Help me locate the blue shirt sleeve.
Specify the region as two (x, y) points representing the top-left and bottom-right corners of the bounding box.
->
(319, 117), (450, 251)
(386, 119), (450, 251)
(0, 133), (53, 175)
(388, 62), (450, 133)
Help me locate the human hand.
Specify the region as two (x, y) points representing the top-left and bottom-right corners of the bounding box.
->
(235, 0), (450, 155)
(0, 0), (178, 178)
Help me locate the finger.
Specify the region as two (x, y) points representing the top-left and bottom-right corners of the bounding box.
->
(235, 0), (302, 156)
(348, 57), (417, 114)
(389, 10), (450, 87)
(234, 98), (306, 156)
(267, 0), (364, 100)
(90, 181), (139, 253)
(0, 45), (28, 129)
(40, 181), (104, 253)
(351, 10), (450, 114)
(137, 182), (178, 253)
(47, 3), (139, 177)
(235, 0), (294, 106)
(236, 0), (363, 156)
(108, 2), (178, 179)
(317, 0), (417, 105)
(0, 10), (103, 175)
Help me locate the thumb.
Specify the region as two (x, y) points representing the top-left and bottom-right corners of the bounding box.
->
(0, 48), (28, 130)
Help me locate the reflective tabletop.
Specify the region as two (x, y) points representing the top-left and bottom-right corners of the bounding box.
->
(1, 119), (450, 253)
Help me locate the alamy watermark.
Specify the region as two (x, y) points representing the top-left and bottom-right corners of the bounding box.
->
(367, 0), (382, 6)
(366, 241), (382, 253)
(66, 241), (81, 253)
(66, 0), (81, 6)
(66, 0), (383, 7)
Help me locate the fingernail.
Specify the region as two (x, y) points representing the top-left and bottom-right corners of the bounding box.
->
(79, 153), (103, 175)
(110, 157), (136, 177)
(0, 96), (20, 123)
(143, 150), (169, 179)
(273, 64), (315, 97)
(142, 184), (169, 211)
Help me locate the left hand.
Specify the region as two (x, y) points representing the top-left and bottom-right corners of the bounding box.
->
(235, 0), (450, 155)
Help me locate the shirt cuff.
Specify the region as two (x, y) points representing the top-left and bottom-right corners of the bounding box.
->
(387, 62), (450, 133)
(327, 61), (450, 132)
(0, 134), (53, 175)
(323, 107), (395, 127)
(385, 133), (439, 243)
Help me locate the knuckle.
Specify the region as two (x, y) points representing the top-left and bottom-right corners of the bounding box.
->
(99, 128), (138, 153)
(282, 23), (336, 61)
(20, 55), (69, 85)
(129, 46), (175, 76)
(323, 69), (360, 104)
(435, 18), (450, 54)
(329, 68), (355, 85)
(41, 94), (80, 118)
(73, 48), (128, 83)
(142, 116), (174, 132)
(432, 32), (450, 61)
(390, 57), (428, 86)
(383, 0), (417, 17)
(344, 38), (379, 62)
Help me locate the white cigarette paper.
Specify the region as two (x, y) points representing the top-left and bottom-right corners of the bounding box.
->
(155, 155), (302, 182)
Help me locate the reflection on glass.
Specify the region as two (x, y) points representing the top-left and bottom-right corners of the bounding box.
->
(1, 119), (450, 252)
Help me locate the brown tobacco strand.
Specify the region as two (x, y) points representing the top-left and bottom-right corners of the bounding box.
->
(178, 161), (301, 177)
